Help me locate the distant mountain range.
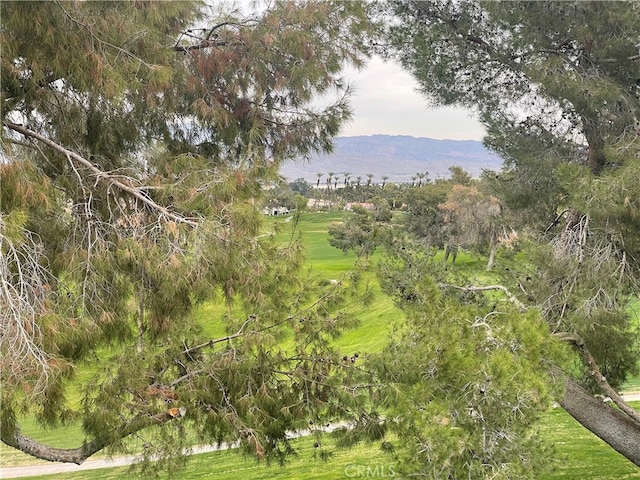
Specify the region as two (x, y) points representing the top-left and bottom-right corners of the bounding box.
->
(279, 135), (503, 184)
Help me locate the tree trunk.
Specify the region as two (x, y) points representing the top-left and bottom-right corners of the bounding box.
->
(582, 115), (606, 174)
(1, 426), (95, 464)
(559, 377), (640, 467)
(443, 244), (458, 265)
(486, 243), (498, 271)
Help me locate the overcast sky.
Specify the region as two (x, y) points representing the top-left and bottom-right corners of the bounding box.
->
(228, 1), (485, 141)
(338, 56), (486, 141)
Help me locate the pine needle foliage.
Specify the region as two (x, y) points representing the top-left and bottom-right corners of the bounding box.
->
(379, 0), (640, 469)
(371, 241), (566, 478)
(1, 0), (375, 472)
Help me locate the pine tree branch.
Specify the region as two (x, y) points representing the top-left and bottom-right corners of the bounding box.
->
(437, 283), (527, 311)
(4, 122), (198, 227)
(54, 0), (155, 69)
(172, 21), (250, 53)
(180, 321), (252, 360)
(555, 332), (640, 425)
(1, 410), (181, 465)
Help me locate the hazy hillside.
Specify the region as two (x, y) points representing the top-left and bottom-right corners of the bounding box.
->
(280, 135), (503, 184)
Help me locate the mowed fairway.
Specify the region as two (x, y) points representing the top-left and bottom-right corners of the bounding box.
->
(2, 212), (639, 479)
(263, 211), (403, 354)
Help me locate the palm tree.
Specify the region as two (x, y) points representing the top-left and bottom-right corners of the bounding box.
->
(355, 176), (362, 187)
(315, 172), (323, 189)
(366, 173), (374, 187)
(343, 172), (351, 187)
(327, 172), (334, 191)
(381, 175), (389, 189)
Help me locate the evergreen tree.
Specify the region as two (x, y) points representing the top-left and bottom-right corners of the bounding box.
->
(439, 184), (506, 270)
(373, 251), (561, 478)
(1, 0), (373, 469)
(379, 0), (640, 469)
(328, 203), (391, 258)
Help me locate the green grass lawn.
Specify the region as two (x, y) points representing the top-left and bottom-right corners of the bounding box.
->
(624, 375), (640, 393)
(538, 403), (640, 480)
(267, 211), (360, 278)
(2, 211), (639, 478)
(8, 404), (640, 479)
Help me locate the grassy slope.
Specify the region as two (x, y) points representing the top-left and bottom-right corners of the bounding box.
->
(2, 212), (639, 478)
(538, 404), (640, 480)
(12, 404), (640, 480)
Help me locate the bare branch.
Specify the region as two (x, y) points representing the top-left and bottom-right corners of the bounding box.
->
(172, 22), (247, 53)
(0, 222), (52, 395)
(172, 38), (228, 53)
(438, 283), (527, 311)
(597, 53), (640, 63)
(4, 122), (198, 227)
(178, 316), (255, 362)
